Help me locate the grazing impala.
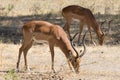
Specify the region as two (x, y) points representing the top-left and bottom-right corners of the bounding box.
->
(62, 5), (105, 45)
(16, 21), (86, 73)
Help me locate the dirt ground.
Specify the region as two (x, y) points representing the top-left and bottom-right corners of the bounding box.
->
(0, 43), (120, 80)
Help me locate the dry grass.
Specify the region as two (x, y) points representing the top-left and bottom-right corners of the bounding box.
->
(0, 43), (120, 80)
(0, 0), (120, 16)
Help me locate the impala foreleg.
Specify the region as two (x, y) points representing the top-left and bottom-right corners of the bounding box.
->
(88, 26), (96, 46)
(78, 23), (84, 45)
(49, 42), (55, 73)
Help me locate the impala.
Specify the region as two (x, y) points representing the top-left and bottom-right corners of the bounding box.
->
(16, 21), (86, 73)
(62, 5), (105, 45)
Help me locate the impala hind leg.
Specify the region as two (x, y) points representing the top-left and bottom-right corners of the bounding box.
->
(16, 30), (33, 72)
(64, 18), (72, 41)
(16, 40), (33, 72)
(16, 43), (28, 72)
(16, 45), (24, 72)
(23, 41), (33, 71)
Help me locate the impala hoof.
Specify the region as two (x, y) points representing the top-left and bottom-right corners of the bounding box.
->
(27, 66), (31, 72)
(24, 66), (31, 72)
(15, 68), (19, 72)
(51, 69), (56, 74)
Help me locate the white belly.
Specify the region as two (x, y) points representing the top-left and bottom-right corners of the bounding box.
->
(32, 37), (47, 43)
(32, 32), (50, 43)
(72, 18), (80, 22)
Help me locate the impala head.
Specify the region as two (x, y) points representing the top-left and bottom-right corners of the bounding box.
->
(69, 32), (86, 73)
(98, 32), (105, 45)
(69, 51), (81, 73)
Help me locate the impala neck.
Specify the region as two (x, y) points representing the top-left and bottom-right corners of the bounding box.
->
(92, 20), (103, 38)
(58, 38), (77, 59)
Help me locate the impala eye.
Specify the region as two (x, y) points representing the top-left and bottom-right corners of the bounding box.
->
(74, 59), (77, 62)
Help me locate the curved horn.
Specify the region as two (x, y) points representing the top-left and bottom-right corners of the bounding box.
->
(70, 32), (79, 57)
(72, 33), (79, 41)
(79, 31), (87, 58)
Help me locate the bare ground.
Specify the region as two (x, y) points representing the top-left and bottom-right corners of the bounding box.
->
(0, 43), (120, 80)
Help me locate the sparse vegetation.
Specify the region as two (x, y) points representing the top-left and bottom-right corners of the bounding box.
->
(4, 69), (18, 80)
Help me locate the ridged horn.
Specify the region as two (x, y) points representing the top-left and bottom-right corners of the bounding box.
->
(79, 31), (87, 58)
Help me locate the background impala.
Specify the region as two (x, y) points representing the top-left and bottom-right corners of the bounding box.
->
(62, 5), (105, 46)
